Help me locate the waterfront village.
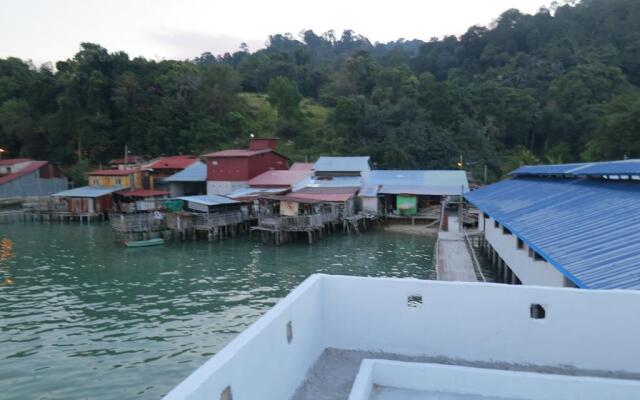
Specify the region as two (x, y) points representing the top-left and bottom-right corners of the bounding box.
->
(2, 139), (640, 399)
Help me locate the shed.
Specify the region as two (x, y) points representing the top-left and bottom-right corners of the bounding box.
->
(163, 161), (207, 197)
(0, 160), (67, 198)
(203, 138), (289, 195)
(177, 195), (240, 213)
(52, 185), (123, 215)
(313, 156), (371, 178)
(360, 170), (469, 215)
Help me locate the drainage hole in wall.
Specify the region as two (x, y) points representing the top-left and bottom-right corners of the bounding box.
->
(286, 320), (293, 344)
(530, 304), (546, 319)
(408, 295), (423, 308)
(220, 386), (233, 400)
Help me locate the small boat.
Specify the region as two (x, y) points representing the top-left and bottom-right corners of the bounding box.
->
(124, 238), (164, 248)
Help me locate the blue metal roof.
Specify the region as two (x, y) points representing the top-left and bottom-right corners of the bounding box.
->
(176, 195), (237, 206)
(510, 163), (592, 176)
(163, 161), (206, 182)
(465, 177), (640, 289)
(52, 185), (125, 198)
(313, 156), (371, 172)
(574, 159), (640, 176)
(364, 170), (469, 195)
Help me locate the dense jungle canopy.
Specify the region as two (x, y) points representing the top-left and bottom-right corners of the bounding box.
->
(1, 0), (640, 183)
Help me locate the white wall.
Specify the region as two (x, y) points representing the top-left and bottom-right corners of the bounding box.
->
(165, 275), (640, 400)
(483, 215), (566, 287)
(361, 197), (378, 213)
(207, 181), (247, 195)
(163, 275), (326, 400)
(323, 276), (640, 373)
(349, 360), (640, 400)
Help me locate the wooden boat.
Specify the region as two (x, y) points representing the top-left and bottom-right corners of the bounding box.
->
(124, 238), (164, 248)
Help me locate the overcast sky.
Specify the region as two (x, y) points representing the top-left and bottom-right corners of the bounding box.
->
(1, 0), (549, 65)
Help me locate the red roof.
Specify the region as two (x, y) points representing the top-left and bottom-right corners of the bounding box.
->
(88, 169), (136, 176)
(248, 170), (311, 187)
(282, 191), (355, 203)
(116, 189), (169, 198)
(109, 155), (145, 164)
(0, 158), (32, 166)
(203, 149), (273, 158)
(0, 161), (47, 185)
(289, 162), (315, 171)
(147, 155), (197, 170)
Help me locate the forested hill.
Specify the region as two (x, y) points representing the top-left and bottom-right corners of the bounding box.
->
(2, 0), (640, 183)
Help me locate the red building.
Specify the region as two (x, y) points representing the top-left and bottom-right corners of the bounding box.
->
(203, 138), (289, 195)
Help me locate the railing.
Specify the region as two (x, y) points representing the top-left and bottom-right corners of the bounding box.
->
(258, 212), (335, 231)
(109, 212), (164, 233)
(193, 211), (250, 230)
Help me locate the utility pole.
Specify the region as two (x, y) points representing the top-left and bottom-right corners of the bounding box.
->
(483, 164), (488, 184)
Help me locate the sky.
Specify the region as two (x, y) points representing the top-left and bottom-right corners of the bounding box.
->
(1, 0), (549, 65)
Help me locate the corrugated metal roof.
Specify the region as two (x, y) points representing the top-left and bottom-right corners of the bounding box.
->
(292, 176), (363, 192)
(88, 169), (135, 176)
(0, 158), (32, 166)
(176, 195), (238, 206)
(0, 161), (47, 185)
(282, 192), (355, 203)
(117, 189), (169, 198)
(226, 187), (287, 199)
(358, 184), (380, 197)
(163, 161), (207, 182)
(248, 170), (311, 187)
(510, 163), (592, 176)
(289, 162), (315, 171)
(313, 156), (371, 172)
(574, 159), (640, 176)
(53, 185), (124, 198)
(147, 155), (197, 170)
(109, 155), (145, 165)
(465, 177), (640, 289)
(202, 149), (272, 157)
(364, 170), (469, 195)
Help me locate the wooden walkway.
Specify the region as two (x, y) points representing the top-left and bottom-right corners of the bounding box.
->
(436, 214), (479, 282)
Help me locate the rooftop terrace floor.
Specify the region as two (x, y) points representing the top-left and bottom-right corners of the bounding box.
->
(372, 387), (514, 400)
(291, 348), (640, 400)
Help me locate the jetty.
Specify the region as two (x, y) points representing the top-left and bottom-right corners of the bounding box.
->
(435, 204), (483, 282)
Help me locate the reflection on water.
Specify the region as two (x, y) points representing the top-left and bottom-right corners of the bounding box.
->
(0, 223), (434, 400)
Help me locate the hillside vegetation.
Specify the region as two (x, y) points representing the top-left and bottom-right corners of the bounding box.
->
(1, 0), (640, 183)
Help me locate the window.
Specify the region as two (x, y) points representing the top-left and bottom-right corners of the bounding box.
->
(91, 178), (99, 186)
(502, 226), (511, 235)
(115, 178), (122, 185)
(483, 212), (489, 219)
(494, 220), (499, 228)
(517, 238), (524, 249)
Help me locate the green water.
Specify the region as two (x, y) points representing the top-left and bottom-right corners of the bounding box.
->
(0, 223), (435, 400)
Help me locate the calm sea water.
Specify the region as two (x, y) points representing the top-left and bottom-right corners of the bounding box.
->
(0, 223), (434, 400)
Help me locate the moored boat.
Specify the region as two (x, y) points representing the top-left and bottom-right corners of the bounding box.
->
(124, 238), (164, 248)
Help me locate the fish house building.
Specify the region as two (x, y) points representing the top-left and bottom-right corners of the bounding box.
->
(203, 138), (289, 195)
(360, 170), (469, 216)
(0, 159), (67, 197)
(163, 161), (207, 197)
(465, 160), (640, 289)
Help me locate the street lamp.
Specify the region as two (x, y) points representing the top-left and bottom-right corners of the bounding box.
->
(0, 148), (5, 159)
